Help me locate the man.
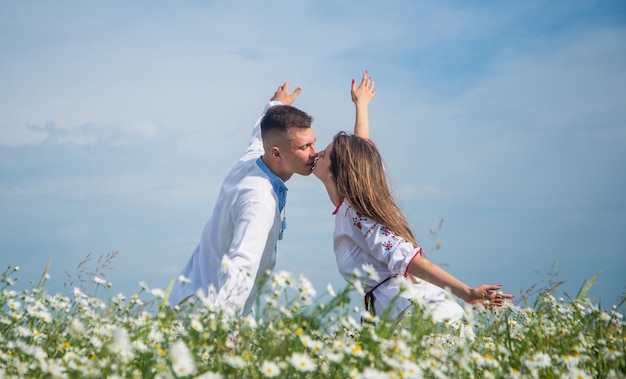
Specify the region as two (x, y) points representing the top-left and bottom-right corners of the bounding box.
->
(168, 83), (317, 315)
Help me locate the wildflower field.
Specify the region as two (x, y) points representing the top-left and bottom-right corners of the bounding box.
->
(0, 261), (624, 379)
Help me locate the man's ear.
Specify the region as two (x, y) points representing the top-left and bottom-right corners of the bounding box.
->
(271, 147), (282, 160)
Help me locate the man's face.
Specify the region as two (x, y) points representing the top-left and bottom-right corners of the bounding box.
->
(280, 128), (317, 177)
(312, 141), (333, 183)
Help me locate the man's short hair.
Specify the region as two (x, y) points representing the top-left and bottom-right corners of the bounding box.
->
(260, 105), (313, 139)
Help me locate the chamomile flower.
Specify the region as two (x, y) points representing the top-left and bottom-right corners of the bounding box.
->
(138, 281), (149, 291)
(195, 372), (223, 379)
(150, 288), (165, 299)
(8, 300), (21, 310)
(224, 355), (246, 369)
(271, 270), (292, 288)
(524, 352), (551, 369)
(351, 280), (365, 295)
(299, 275), (317, 302)
(108, 327), (134, 363)
(190, 317), (203, 333)
(221, 255), (233, 272)
(401, 361), (423, 378)
(566, 367), (592, 379)
(178, 275), (191, 284)
(362, 263), (380, 281)
(361, 367), (389, 379)
(169, 340), (196, 377)
(289, 353), (316, 372)
(326, 283), (337, 297)
(260, 361), (281, 377)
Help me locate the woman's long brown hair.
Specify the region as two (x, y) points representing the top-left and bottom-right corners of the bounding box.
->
(330, 132), (418, 247)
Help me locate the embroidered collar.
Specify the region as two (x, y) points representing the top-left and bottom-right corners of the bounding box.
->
(256, 157), (288, 211)
(332, 199), (344, 215)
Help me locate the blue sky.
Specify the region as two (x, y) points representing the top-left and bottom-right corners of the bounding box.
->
(1, 1), (624, 308)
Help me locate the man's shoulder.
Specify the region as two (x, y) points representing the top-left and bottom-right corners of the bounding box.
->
(223, 161), (273, 196)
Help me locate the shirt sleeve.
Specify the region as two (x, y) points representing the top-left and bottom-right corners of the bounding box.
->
(214, 197), (275, 314)
(344, 207), (420, 276)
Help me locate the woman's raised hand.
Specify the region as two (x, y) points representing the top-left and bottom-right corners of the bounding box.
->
(351, 70), (376, 106)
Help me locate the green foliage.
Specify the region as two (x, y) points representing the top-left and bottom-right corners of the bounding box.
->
(0, 262), (624, 378)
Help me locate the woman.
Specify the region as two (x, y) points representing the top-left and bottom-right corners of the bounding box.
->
(313, 71), (513, 330)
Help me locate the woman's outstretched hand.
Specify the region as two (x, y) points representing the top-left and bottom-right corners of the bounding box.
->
(351, 70), (376, 106)
(467, 284), (514, 307)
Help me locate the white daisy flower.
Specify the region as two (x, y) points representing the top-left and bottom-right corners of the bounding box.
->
(299, 275), (317, 298)
(221, 255), (233, 272)
(178, 275), (191, 284)
(271, 270), (292, 288)
(362, 263), (380, 281)
(525, 352), (551, 369)
(169, 340), (196, 377)
(224, 355), (246, 369)
(260, 361), (281, 377)
(73, 287), (85, 298)
(108, 327), (134, 363)
(289, 352), (316, 372)
(150, 288), (165, 299)
(351, 280), (365, 295)
(195, 372), (223, 379)
(190, 317), (203, 333)
(326, 283), (337, 297)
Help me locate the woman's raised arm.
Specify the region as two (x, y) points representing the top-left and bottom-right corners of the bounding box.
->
(352, 70), (376, 139)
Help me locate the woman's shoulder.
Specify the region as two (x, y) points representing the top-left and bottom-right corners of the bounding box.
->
(336, 200), (380, 231)
(335, 199), (358, 218)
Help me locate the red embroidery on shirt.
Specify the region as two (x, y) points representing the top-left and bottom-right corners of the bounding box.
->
(380, 226), (392, 236)
(332, 199), (344, 215)
(352, 214), (368, 230)
(404, 247), (423, 277)
(378, 226), (399, 251)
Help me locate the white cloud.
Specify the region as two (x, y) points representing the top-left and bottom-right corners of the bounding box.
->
(0, 173), (221, 209)
(0, 123), (48, 147)
(5, 121), (159, 148)
(388, 23), (626, 194)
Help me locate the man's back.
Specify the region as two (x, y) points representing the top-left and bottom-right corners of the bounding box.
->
(168, 83), (315, 315)
(168, 102), (283, 314)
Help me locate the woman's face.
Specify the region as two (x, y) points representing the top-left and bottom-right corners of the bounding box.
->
(312, 141), (333, 183)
